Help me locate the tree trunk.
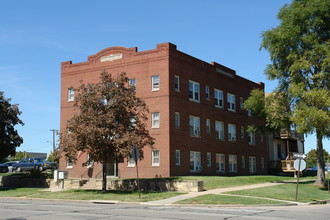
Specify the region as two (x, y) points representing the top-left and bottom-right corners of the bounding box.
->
(102, 158), (107, 193)
(315, 132), (326, 186)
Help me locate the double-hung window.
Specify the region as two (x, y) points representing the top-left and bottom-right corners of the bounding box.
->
(227, 93), (236, 111)
(189, 115), (200, 137)
(175, 112), (180, 128)
(152, 112), (160, 128)
(190, 151), (201, 172)
(206, 119), (211, 134)
(189, 81), (200, 102)
(129, 78), (136, 90)
(66, 158), (73, 168)
(174, 75), (180, 91)
(228, 124), (236, 141)
(249, 156), (256, 174)
(68, 88), (74, 102)
(152, 150), (160, 166)
(229, 155), (237, 172)
(248, 132), (255, 145)
(205, 86), (210, 100)
(152, 75), (160, 91)
(214, 89), (223, 108)
(242, 156), (246, 168)
(216, 153), (225, 173)
(127, 157), (135, 167)
(215, 121), (224, 140)
(176, 150), (181, 166)
(207, 152), (212, 167)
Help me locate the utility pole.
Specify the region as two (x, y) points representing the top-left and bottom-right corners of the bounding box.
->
(50, 129), (59, 151)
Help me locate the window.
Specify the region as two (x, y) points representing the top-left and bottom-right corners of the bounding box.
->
(241, 126), (245, 139)
(189, 115), (200, 137)
(152, 112), (160, 128)
(207, 152), (212, 167)
(176, 150), (181, 166)
(129, 78), (136, 90)
(215, 121), (224, 140)
(127, 157), (135, 167)
(190, 151), (201, 172)
(248, 109), (252, 117)
(205, 86), (210, 99)
(174, 75), (180, 91)
(216, 153), (225, 173)
(66, 158), (73, 168)
(240, 97), (244, 109)
(229, 155), (237, 172)
(248, 132), (255, 145)
(227, 93), (236, 111)
(175, 112), (180, 128)
(206, 119), (211, 134)
(242, 156), (246, 168)
(249, 156), (256, 174)
(228, 124), (236, 141)
(152, 75), (160, 91)
(87, 154), (94, 168)
(261, 157), (264, 169)
(189, 81), (200, 102)
(189, 115), (201, 137)
(214, 89), (223, 108)
(152, 150), (160, 166)
(68, 88), (74, 102)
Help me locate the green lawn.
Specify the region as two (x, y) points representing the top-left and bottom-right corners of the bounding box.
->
(226, 181), (330, 203)
(177, 175), (309, 190)
(176, 194), (287, 205)
(0, 187), (183, 202)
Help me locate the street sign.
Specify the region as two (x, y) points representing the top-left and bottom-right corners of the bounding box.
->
(294, 159), (306, 171)
(130, 146), (140, 163)
(293, 153), (307, 160)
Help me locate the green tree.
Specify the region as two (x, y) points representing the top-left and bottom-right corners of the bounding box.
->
(60, 71), (154, 192)
(260, 0), (330, 185)
(47, 149), (60, 164)
(10, 151), (30, 161)
(306, 149), (330, 168)
(0, 91), (24, 160)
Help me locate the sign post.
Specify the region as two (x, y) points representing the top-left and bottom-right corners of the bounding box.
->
(131, 146), (141, 199)
(293, 154), (307, 201)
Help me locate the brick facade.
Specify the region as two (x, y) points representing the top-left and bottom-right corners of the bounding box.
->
(59, 42), (267, 179)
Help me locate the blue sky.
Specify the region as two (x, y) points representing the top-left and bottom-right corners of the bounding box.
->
(1, 0), (328, 155)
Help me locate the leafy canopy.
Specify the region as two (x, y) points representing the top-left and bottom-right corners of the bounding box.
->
(0, 91), (24, 160)
(60, 71), (154, 165)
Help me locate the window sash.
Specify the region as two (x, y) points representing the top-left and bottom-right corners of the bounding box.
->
(189, 81), (200, 101)
(214, 89), (223, 107)
(216, 154), (225, 172)
(175, 112), (180, 128)
(68, 88), (74, 101)
(229, 155), (237, 172)
(228, 124), (236, 141)
(207, 152), (211, 167)
(152, 150), (160, 166)
(227, 93), (236, 111)
(174, 75), (180, 91)
(189, 116), (200, 137)
(152, 112), (160, 128)
(190, 151), (201, 171)
(215, 121), (224, 140)
(206, 119), (211, 134)
(176, 150), (181, 166)
(152, 75), (160, 90)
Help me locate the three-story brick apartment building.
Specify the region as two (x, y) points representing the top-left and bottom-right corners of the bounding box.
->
(59, 42), (267, 179)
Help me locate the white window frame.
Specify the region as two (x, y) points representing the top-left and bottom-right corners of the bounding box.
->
(216, 153), (225, 173)
(206, 119), (211, 134)
(205, 86), (210, 100)
(151, 112), (160, 128)
(127, 157), (136, 167)
(227, 93), (236, 111)
(152, 150), (160, 166)
(189, 80), (200, 102)
(86, 154), (94, 168)
(229, 155), (237, 173)
(228, 124), (236, 141)
(175, 112), (180, 128)
(190, 151), (202, 172)
(151, 75), (160, 91)
(189, 115), (201, 137)
(66, 158), (73, 168)
(207, 152), (212, 167)
(215, 121), (224, 140)
(174, 75), (180, 92)
(242, 155), (246, 168)
(214, 89), (223, 108)
(68, 88), (74, 102)
(249, 156), (257, 174)
(176, 150), (181, 166)
(248, 132), (255, 145)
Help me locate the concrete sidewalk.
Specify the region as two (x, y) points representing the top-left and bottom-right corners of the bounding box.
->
(142, 182), (307, 206)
